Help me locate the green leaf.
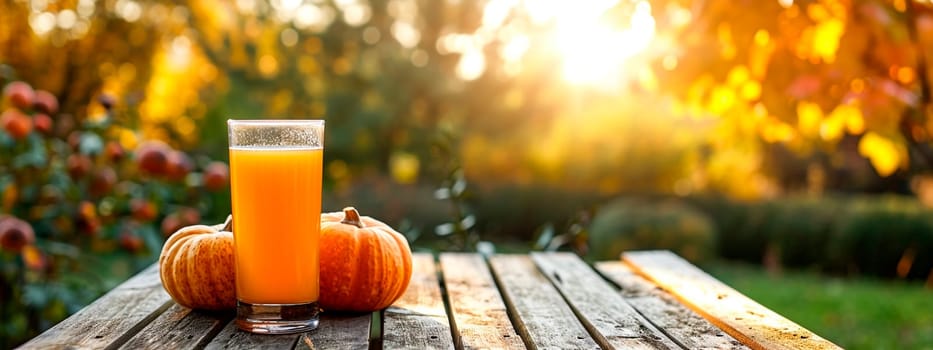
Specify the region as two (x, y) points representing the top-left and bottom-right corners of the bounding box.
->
(397, 219), (421, 243)
(0, 130), (13, 148)
(534, 223), (555, 250)
(476, 241), (495, 256)
(435, 223), (456, 236)
(83, 115), (112, 130)
(138, 225), (163, 257)
(433, 187), (450, 199)
(79, 133), (104, 156)
(22, 284), (50, 308)
(28, 133), (47, 163)
(37, 241), (82, 259)
(460, 214), (475, 230)
(12, 151), (43, 168)
(451, 177), (467, 197)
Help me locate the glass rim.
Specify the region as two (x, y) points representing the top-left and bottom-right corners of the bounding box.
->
(227, 119), (324, 126)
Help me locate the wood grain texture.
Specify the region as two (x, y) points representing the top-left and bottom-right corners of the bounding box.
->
(531, 252), (679, 350)
(623, 250), (842, 350)
(297, 313), (373, 350)
(595, 261), (749, 350)
(439, 253), (524, 349)
(119, 304), (232, 349)
(488, 255), (599, 350)
(18, 264), (172, 350)
(22, 252), (836, 350)
(383, 253), (454, 349)
(204, 321), (298, 350)
(202, 313), (372, 350)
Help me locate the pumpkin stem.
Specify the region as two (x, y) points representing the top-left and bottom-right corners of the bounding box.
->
(341, 207), (365, 228)
(221, 215), (233, 232)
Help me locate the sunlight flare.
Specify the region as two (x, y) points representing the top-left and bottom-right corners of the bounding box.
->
(553, 0), (656, 87)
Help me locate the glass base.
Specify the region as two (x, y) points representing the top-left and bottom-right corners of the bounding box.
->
(236, 301), (320, 334)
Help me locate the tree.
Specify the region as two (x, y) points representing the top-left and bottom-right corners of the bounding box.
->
(649, 0), (933, 184)
(7, 0), (933, 199)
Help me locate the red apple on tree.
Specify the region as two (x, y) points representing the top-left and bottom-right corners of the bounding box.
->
(203, 162), (230, 191)
(66, 154), (93, 179)
(130, 198), (158, 222)
(1, 109), (33, 140)
(136, 141), (170, 175)
(33, 113), (53, 135)
(3, 81), (35, 110)
(119, 231), (145, 253)
(0, 216), (35, 254)
(33, 90), (58, 114)
(90, 167), (118, 197)
(106, 141), (125, 162)
(166, 150), (194, 181)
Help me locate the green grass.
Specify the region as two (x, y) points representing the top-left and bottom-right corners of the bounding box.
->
(704, 262), (933, 350)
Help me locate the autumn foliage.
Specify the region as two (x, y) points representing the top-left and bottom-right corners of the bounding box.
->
(4, 0), (933, 346)
(649, 0), (933, 183)
(0, 78), (229, 346)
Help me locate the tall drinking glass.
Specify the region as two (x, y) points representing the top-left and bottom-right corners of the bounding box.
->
(227, 119), (324, 334)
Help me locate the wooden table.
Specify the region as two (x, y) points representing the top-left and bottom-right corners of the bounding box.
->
(20, 251), (840, 350)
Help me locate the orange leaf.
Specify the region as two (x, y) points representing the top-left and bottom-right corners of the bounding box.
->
(22, 245), (46, 271)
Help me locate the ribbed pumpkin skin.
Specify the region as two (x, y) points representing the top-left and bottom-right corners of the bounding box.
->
(319, 208), (413, 312)
(159, 224), (235, 310)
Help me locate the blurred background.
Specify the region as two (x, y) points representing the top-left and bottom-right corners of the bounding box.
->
(1, 0), (932, 348)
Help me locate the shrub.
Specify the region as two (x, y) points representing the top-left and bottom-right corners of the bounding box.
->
(828, 196), (933, 279)
(587, 197), (717, 263)
(473, 185), (608, 242)
(685, 196), (770, 263)
(761, 197), (842, 268)
(0, 78), (229, 347)
(691, 194), (933, 280)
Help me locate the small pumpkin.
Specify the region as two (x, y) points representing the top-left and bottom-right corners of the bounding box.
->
(159, 216), (236, 310)
(320, 207), (413, 312)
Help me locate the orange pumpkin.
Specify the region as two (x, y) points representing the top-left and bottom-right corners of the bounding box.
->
(159, 216), (235, 310)
(320, 207), (413, 312)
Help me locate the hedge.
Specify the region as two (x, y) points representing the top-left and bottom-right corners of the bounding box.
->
(590, 194), (933, 280)
(588, 197), (717, 262)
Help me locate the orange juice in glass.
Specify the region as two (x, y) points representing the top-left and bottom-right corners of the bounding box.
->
(227, 119), (324, 334)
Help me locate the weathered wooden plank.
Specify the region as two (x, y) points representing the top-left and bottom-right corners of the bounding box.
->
(383, 253), (454, 349)
(488, 255), (599, 349)
(595, 261), (749, 350)
(119, 304), (232, 349)
(19, 264), (173, 350)
(202, 312), (372, 350)
(296, 313), (372, 350)
(205, 321), (298, 350)
(531, 252), (679, 350)
(439, 253), (524, 349)
(623, 250), (842, 350)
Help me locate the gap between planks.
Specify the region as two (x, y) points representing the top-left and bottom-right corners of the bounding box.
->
(488, 254), (600, 349)
(594, 261), (750, 350)
(18, 264), (173, 350)
(20, 261), (375, 350)
(383, 253), (454, 349)
(530, 252), (681, 350)
(439, 253), (525, 349)
(23, 252), (825, 350)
